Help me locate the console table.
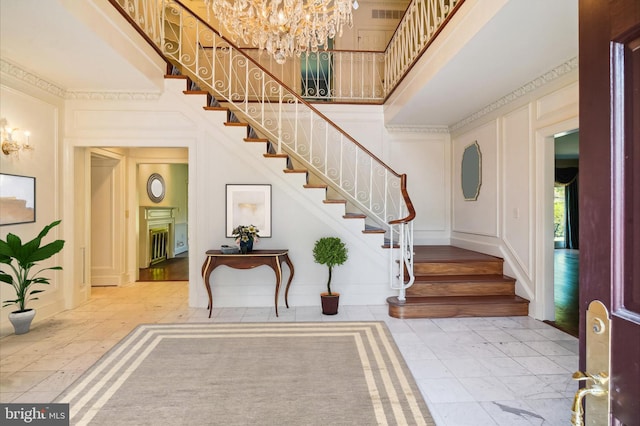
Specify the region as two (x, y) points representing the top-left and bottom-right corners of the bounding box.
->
(201, 249), (295, 317)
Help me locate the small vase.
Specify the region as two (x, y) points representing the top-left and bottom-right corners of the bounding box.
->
(240, 240), (253, 254)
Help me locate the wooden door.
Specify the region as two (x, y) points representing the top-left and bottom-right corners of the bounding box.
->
(579, 0), (640, 424)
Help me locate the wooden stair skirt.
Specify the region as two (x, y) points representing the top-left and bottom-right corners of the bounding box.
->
(388, 246), (529, 319)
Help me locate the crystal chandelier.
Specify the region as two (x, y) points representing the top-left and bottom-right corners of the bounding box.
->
(205, 0), (359, 64)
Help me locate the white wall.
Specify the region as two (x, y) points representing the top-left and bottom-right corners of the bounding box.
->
(316, 104), (451, 245)
(338, 0), (408, 50)
(62, 78), (394, 312)
(450, 72), (579, 319)
(0, 83), (66, 336)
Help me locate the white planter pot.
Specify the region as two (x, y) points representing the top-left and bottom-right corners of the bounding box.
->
(8, 309), (36, 335)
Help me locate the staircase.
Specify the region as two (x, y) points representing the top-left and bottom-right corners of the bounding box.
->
(171, 73), (389, 243)
(387, 246), (529, 318)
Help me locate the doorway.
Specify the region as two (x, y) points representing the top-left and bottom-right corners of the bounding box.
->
(90, 150), (126, 286)
(137, 161), (189, 282)
(549, 131), (579, 336)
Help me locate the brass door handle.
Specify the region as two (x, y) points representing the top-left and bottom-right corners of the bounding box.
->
(571, 371), (609, 426)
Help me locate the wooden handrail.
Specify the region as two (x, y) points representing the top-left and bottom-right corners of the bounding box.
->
(110, 0), (415, 227)
(389, 175), (416, 225)
(173, 1), (399, 180)
(107, 0), (172, 70)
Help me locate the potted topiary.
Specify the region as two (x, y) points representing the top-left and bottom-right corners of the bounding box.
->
(312, 236), (348, 315)
(0, 220), (64, 334)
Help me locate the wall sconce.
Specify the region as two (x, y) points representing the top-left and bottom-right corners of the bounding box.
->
(1, 119), (34, 156)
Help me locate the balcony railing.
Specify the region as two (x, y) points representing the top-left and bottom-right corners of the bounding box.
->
(241, 0), (462, 104)
(385, 0), (461, 94)
(245, 48), (386, 103)
(110, 0), (416, 294)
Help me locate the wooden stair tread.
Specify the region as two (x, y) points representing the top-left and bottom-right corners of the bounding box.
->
(413, 245), (502, 263)
(224, 122), (248, 127)
(388, 295), (528, 305)
(363, 228), (385, 234)
(245, 137), (269, 142)
(183, 90), (209, 95)
(323, 199), (347, 204)
(387, 295), (529, 319)
(412, 274), (515, 282)
(264, 154), (288, 158)
(406, 279), (516, 297)
(283, 169), (307, 173)
(204, 106), (228, 111)
(344, 213), (366, 219)
(304, 184), (328, 189)
(413, 260), (503, 276)
(388, 246), (529, 319)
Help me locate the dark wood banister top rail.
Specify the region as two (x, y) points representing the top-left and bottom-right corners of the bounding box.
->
(108, 0), (416, 225)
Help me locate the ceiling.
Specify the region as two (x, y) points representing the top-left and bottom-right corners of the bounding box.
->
(0, 0), (161, 92)
(0, 0), (578, 128)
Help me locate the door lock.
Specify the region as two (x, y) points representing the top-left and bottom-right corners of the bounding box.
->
(570, 301), (610, 425)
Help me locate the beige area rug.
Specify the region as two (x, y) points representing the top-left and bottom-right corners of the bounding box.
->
(56, 322), (434, 425)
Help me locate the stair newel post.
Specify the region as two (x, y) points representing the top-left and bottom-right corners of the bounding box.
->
(398, 222), (407, 301)
(397, 224), (407, 301)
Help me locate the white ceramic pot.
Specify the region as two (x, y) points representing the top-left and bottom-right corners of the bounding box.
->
(8, 309), (36, 335)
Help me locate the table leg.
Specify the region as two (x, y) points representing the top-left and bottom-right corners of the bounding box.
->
(272, 256), (283, 317)
(201, 256), (215, 318)
(282, 253), (295, 309)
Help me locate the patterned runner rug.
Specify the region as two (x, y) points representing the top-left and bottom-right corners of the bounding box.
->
(56, 322), (434, 425)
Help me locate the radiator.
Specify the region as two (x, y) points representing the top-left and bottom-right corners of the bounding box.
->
(149, 228), (168, 265)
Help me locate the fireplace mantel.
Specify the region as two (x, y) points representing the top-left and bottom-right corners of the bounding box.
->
(139, 207), (176, 268)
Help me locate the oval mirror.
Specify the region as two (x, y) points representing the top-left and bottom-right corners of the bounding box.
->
(147, 173), (165, 203)
(461, 141), (482, 201)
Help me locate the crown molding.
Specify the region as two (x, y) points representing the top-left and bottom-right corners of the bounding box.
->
(1, 58), (66, 98)
(385, 124), (450, 134)
(450, 57), (578, 132)
(1, 58), (161, 101)
(66, 91), (161, 101)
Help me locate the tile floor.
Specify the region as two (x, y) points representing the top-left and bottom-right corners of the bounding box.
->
(0, 282), (578, 425)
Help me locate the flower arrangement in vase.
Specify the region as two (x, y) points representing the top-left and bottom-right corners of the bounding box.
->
(232, 225), (260, 253)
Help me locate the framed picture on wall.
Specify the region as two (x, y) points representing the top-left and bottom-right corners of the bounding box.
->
(225, 184), (272, 237)
(0, 173), (36, 226)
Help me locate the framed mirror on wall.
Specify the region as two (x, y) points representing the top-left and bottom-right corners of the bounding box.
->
(147, 173), (165, 203)
(461, 141), (482, 201)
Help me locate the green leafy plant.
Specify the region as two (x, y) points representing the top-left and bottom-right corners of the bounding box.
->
(0, 220), (65, 312)
(312, 237), (348, 295)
